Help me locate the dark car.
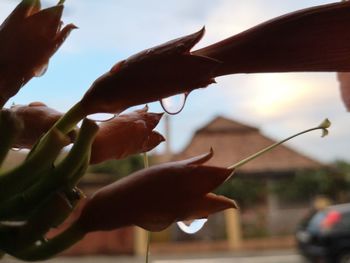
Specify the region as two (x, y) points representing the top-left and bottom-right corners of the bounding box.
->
(296, 203), (350, 263)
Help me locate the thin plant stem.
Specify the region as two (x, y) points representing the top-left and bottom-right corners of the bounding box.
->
(146, 231), (151, 263)
(143, 152), (151, 263)
(227, 119), (330, 177)
(143, 152), (149, 169)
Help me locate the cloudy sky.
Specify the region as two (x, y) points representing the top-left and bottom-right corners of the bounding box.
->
(1, 0), (349, 163)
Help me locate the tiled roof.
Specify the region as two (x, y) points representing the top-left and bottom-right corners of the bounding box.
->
(174, 116), (323, 174)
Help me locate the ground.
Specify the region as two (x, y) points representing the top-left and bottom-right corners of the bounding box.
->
(4, 250), (305, 263)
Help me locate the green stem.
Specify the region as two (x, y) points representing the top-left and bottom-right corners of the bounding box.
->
(67, 154), (90, 188)
(53, 119), (98, 183)
(23, 102), (86, 162)
(1, 192), (78, 252)
(0, 129), (69, 202)
(0, 110), (22, 167)
(53, 102), (86, 135)
(13, 222), (85, 261)
(143, 152), (149, 169)
(228, 120), (330, 171)
(0, 119), (98, 220)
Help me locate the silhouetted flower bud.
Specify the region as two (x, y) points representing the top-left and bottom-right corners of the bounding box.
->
(10, 102), (75, 148)
(80, 28), (220, 114)
(337, 72), (350, 111)
(90, 106), (164, 164)
(77, 150), (236, 232)
(0, 0), (76, 107)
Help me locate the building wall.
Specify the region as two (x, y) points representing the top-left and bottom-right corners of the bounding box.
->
(61, 228), (134, 256)
(267, 206), (309, 235)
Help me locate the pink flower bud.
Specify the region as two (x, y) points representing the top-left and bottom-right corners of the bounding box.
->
(90, 106), (164, 164)
(10, 102), (74, 148)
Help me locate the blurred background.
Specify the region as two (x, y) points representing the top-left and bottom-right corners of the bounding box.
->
(2, 0), (350, 262)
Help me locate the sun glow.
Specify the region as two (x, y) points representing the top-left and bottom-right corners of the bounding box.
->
(248, 74), (312, 118)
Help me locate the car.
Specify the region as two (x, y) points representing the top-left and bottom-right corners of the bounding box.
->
(296, 203), (350, 263)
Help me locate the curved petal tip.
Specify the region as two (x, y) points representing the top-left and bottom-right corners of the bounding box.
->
(179, 148), (214, 166)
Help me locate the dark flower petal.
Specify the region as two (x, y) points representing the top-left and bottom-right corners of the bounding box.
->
(0, 1), (73, 107)
(77, 152), (233, 232)
(195, 2), (350, 75)
(24, 5), (63, 40)
(174, 148), (213, 166)
(141, 131), (166, 153)
(10, 103), (68, 148)
(90, 108), (164, 164)
(337, 72), (350, 111)
(52, 24), (78, 54)
(80, 29), (220, 114)
(175, 193), (237, 221)
(0, 0), (39, 31)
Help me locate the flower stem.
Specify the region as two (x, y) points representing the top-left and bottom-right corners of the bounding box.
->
(54, 102), (87, 134)
(0, 119), (97, 220)
(13, 222), (85, 261)
(0, 110), (22, 167)
(143, 152), (151, 263)
(21, 102), (87, 171)
(143, 152), (149, 168)
(0, 129), (69, 202)
(228, 119), (331, 170)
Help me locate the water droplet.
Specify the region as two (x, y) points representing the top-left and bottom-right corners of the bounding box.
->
(35, 240), (42, 246)
(177, 219), (208, 234)
(87, 113), (116, 122)
(34, 63), (48, 77)
(11, 147), (22, 152)
(160, 93), (188, 115)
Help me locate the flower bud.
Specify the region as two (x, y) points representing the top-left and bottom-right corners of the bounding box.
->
(338, 72), (350, 111)
(90, 106), (164, 164)
(0, 0), (76, 107)
(77, 150), (236, 232)
(80, 28), (220, 114)
(10, 103), (75, 148)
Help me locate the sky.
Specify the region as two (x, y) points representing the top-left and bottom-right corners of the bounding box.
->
(1, 0), (350, 164)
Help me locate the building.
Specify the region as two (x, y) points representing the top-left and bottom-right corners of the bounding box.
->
(174, 116), (322, 175)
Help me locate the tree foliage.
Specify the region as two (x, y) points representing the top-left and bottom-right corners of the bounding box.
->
(88, 155), (145, 179)
(273, 164), (350, 203)
(215, 177), (267, 209)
